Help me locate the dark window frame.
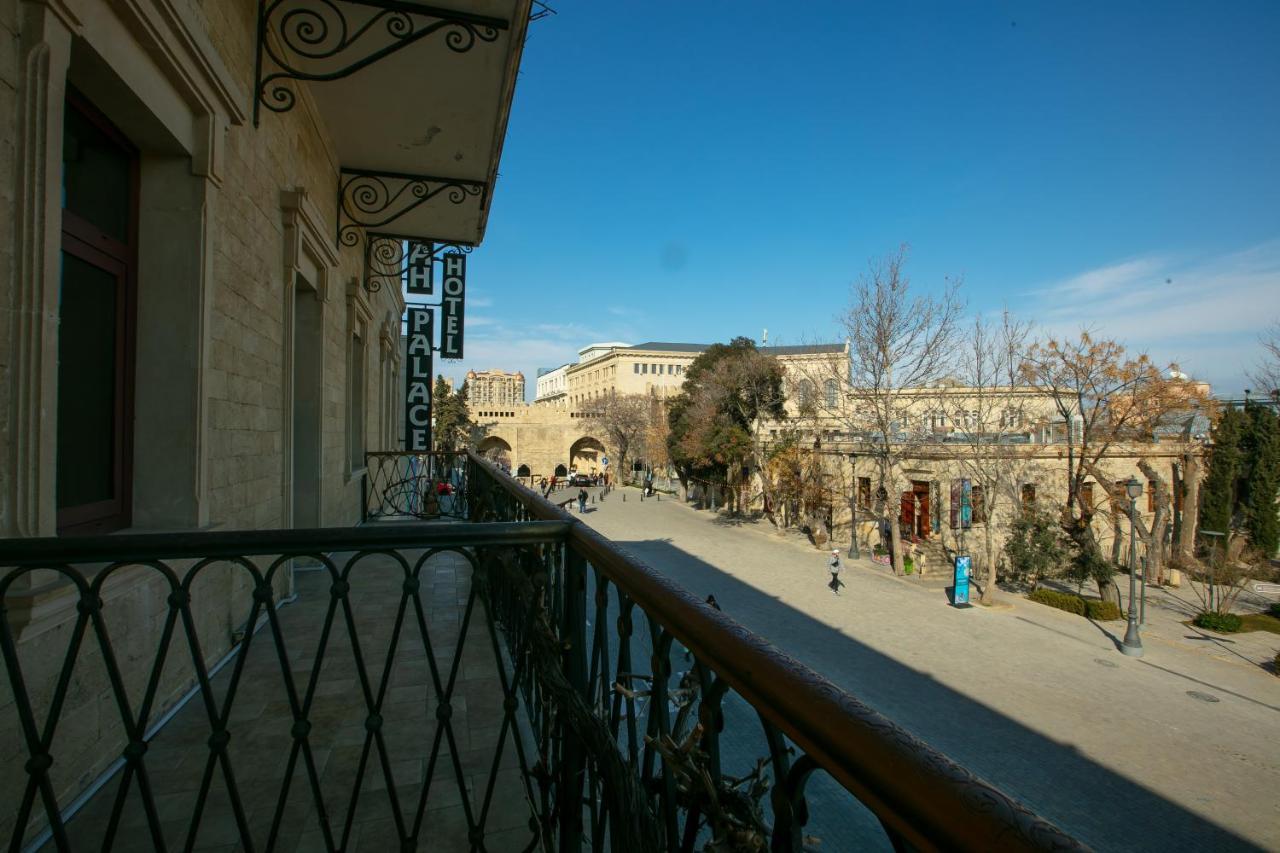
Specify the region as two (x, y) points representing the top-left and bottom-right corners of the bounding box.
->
(57, 89), (139, 536)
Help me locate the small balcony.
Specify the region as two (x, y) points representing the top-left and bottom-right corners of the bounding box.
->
(1, 453), (1082, 851)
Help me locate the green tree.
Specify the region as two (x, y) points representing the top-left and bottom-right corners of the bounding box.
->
(667, 337), (786, 515)
(1003, 503), (1069, 589)
(1199, 407), (1244, 537)
(432, 376), (473, 451)
(1241, 405), (1280, 556)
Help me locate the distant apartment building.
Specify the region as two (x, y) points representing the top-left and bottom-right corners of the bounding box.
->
(467, 369), (526, 406)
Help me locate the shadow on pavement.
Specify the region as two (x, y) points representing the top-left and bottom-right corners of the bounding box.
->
(610, 537), (1265, 853)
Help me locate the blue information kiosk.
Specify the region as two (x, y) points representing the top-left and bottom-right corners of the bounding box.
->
(953, 554), (972, 608)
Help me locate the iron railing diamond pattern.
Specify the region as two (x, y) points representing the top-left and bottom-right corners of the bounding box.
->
(363, 451), (470, 522)
(0, 523), (563, 852)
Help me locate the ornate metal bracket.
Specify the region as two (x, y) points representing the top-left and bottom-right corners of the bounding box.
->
(337, 168), (486, 252)
(254, 0), (510, 124)
(364, 232), (473, 294)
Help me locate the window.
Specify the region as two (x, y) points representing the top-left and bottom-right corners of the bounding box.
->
(1080, 482), (1094, 510)
(641, 364), (647, 374)
(858, 476), (871, 509)
(971, 484), (987, 523)
(349, 331), (366, 471)
(930, 411), (948, 431)
(1148, 480), (1157, 512)
(825, 379), (837, 408)
(56, 92), (139, 535)
(797, 379), (814, 408)
(950, 480), (973, 529)
(1021, 483), (1037, 507)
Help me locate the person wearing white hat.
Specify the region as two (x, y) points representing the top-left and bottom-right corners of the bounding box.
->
(828, 548), (843, 595)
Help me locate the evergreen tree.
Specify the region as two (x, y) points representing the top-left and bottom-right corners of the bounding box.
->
(1199, 407), (1243, 536)
(433, 376), (473, 452)
(1242, 405), (1280, 556)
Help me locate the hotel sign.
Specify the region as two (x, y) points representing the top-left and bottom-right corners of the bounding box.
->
(441, 252), (465, 359)
(405, 307), (433, 451)
(405, 240), (433, 296)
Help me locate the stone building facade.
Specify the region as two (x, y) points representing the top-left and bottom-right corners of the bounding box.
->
(533, 362), (570, 408)
(562, 341), (850, 409)
(0, 0), (529, 839)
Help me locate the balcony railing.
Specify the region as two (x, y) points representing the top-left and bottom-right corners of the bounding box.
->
(362, 450), (471, 521)
(0, 451), (1085, 851)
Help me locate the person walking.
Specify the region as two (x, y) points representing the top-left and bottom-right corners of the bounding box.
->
(577, 487), (588, 514)
(828, 549), (843, 595)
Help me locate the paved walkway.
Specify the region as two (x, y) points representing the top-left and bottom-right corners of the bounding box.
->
(573, 487), (1280, 852)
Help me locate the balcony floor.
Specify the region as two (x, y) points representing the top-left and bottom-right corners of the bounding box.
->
(46, 549), (536, 852)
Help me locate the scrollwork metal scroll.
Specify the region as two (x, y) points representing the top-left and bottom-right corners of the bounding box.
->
(337, 171), (486, 253)
(255, 0), (509, 123)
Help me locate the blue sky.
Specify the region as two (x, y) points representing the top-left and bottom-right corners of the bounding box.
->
(437, 1), (1280, 398)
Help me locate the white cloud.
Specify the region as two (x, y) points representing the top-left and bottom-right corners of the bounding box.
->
(1024, 240), (1280, 391)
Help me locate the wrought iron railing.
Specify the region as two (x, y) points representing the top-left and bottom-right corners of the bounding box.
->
(0, 449), (1085, 851)
(462, 453), (1086, 852)
(0, 521), (568, 851)
(362, 450), (470, 521)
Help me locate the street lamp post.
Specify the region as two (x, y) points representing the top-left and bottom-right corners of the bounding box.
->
(848, 451), (860, 559)
(1121, 476), (1145, 657)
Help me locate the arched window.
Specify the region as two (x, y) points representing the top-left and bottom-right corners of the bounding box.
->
(824, 379), (837, 408)
(797, 380), (814, 408)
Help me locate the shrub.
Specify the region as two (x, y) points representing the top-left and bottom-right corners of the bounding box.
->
(1270, 602), (1280, 619)
(1193, 611), (1243, 633)
(1027, 588), (1086, 616)
(903, 557), (914, 575)
(1005, 505), (1068, 587)
(1084, 599), (1122, 621)
(1026, 589), (1121, 621)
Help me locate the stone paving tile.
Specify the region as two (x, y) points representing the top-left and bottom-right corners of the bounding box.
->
(45, 548), (538, 851)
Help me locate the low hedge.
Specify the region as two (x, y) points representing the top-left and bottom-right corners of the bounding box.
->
(1193, 611), (1243, 633)
(1028, 588), (1122, 621)
(1084, 599), (1122, 621)
(1028, 588), (1085, 615)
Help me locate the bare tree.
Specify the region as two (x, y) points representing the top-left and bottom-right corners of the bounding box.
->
(1247, 319), (1280, 398)
(1022, 332), (1208, 603)
(939, 311), (1035, 603)
(586, 393), (651, 484)
(642, 397), (673, 483)
(828, 246), (964, 575)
